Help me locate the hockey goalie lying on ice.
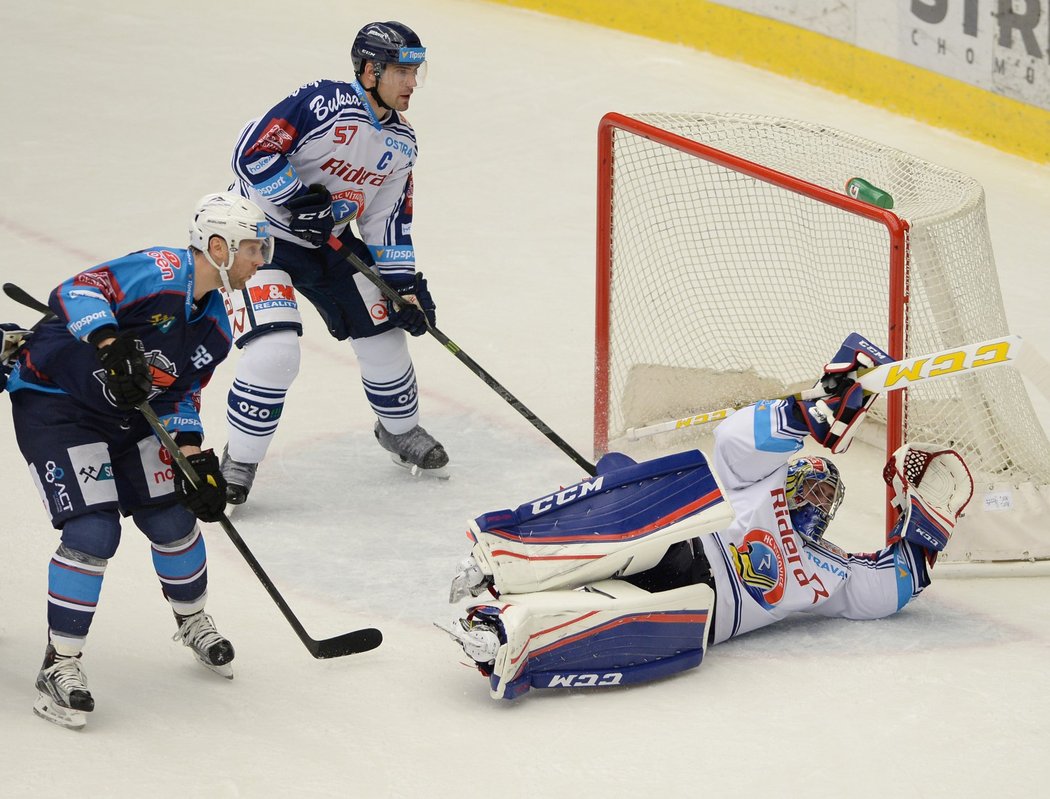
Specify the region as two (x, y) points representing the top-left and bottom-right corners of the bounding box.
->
(439, 335), (975, 700)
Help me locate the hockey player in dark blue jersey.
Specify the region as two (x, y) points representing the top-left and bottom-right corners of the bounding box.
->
(3, 192), (272, 729)
(220, 20), (447, 505)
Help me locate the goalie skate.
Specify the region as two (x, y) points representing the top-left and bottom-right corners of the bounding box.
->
(33, 645), (93, 730)
(374, 422), (450, 479)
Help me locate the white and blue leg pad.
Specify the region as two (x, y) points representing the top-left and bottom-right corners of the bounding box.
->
(465, 450), (733, 594)
(469, 579), (714, 700)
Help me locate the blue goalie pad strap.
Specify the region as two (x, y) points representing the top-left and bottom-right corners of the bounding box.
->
(474, 450), (723, 545)
(495, 610), (710, 700)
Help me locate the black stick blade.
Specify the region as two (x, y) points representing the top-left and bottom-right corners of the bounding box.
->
(311, 627), (384, 659)
(4, 283), (52, 315)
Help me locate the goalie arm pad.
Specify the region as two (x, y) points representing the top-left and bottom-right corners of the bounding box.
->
(797, 333), (893, 454)
(465, 450), (734, 595)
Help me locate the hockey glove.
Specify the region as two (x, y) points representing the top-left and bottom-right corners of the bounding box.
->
(883, 443), (974, 565)
(96, 331), (153, 410)
(797, 333), (892, 454)
(386, 272), (436, 336)
(285, 183), (334, 247)
(173, 449), (228, 523)
(1, 322), (32, 393)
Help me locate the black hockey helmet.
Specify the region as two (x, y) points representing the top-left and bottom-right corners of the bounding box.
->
(351, 21), (426, 77)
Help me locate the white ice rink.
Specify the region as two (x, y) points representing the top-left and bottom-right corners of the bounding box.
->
(2, 1), (1049, 797)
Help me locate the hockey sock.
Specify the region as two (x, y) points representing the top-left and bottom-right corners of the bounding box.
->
(352, 328), (419, 435)
(149, 527), (208, 614)
(226, 330), (300, 463)
(47, 545), (107, 647)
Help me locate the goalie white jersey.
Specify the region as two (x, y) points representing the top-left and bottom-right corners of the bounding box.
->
(704, 400), (929, 644)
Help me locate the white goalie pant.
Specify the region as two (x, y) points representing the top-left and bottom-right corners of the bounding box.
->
(468, 578), (715, 700)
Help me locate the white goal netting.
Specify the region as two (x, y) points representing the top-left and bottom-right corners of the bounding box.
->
(596, 112), (1050, 562)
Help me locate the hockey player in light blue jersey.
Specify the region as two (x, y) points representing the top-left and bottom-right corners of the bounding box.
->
(220, 20), (447, 505)
(442, 335), (975, 700)
(3, 193), (272, 728)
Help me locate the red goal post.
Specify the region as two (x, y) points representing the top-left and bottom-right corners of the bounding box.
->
(593, 111), (1050, 563)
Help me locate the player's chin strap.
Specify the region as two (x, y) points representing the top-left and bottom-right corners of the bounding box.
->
(365, 65), (393, 112)
(202, 249), (235, 296)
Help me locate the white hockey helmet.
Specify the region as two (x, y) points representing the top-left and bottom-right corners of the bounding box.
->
(190, 192), (273, 291)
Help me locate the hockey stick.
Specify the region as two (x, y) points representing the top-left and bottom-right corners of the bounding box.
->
(326, 235), (598, 476)
(137, 404), (383, 658)
(2, 283), (55, 362)
(4, 283), (381, 658)
(626, 334), (1023, 440)
(3, 282), (50, 315)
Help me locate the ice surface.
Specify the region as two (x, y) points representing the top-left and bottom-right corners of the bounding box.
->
(1, 1), (1048, 797)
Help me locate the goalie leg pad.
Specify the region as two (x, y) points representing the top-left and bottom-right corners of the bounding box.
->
(463, 450), (733, 595)
(465, 579), (715, 700)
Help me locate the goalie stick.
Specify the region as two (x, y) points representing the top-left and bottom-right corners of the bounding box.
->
(326, 235), (598, 477)
(4, 282), (382, 659)
(625, 334), (1022, 441)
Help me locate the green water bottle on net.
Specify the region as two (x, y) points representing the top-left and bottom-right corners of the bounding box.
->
(845, 177), (894, 209)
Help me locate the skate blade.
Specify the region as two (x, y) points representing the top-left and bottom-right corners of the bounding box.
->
(195, 657), (234, 679)
(33, 693), (88, 730)
(390, 453), (450, 480)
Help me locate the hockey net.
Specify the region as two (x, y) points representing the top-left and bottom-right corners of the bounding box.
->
(595, 112), (1050, 563)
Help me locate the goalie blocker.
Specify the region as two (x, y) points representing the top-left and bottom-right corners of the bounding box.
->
(443, 442), (973, 700)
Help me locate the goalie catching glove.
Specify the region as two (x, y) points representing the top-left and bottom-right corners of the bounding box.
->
(796, 333), (892, 453)
(883, 442), (974, 566)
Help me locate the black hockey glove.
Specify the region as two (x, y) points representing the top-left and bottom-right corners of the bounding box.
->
(96, 331), (153, 410)
(173, 449), (228, 523)
(386, 272), (436, 336)
(285, 184), (334, 247)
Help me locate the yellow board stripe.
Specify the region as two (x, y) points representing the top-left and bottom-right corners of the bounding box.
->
(486, 0), (1050, 163)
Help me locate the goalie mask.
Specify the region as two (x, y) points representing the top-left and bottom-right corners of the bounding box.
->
(785, 456), (845, 542)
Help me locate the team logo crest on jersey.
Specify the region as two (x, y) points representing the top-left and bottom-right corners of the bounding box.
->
(73, 268), (125, 303)
(731, 529), (787, 609)
(246, 118), (298, 156)
(332, 189), (365, 221)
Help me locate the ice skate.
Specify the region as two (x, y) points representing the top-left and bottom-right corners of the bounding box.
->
(449, 556), (493, 603)
(435, 613), (502, 667)
(33, 645), (94, 730)
(221, 445), (258, 506)
(174, 611), (235, 678)
(374, 421), (450, 478)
